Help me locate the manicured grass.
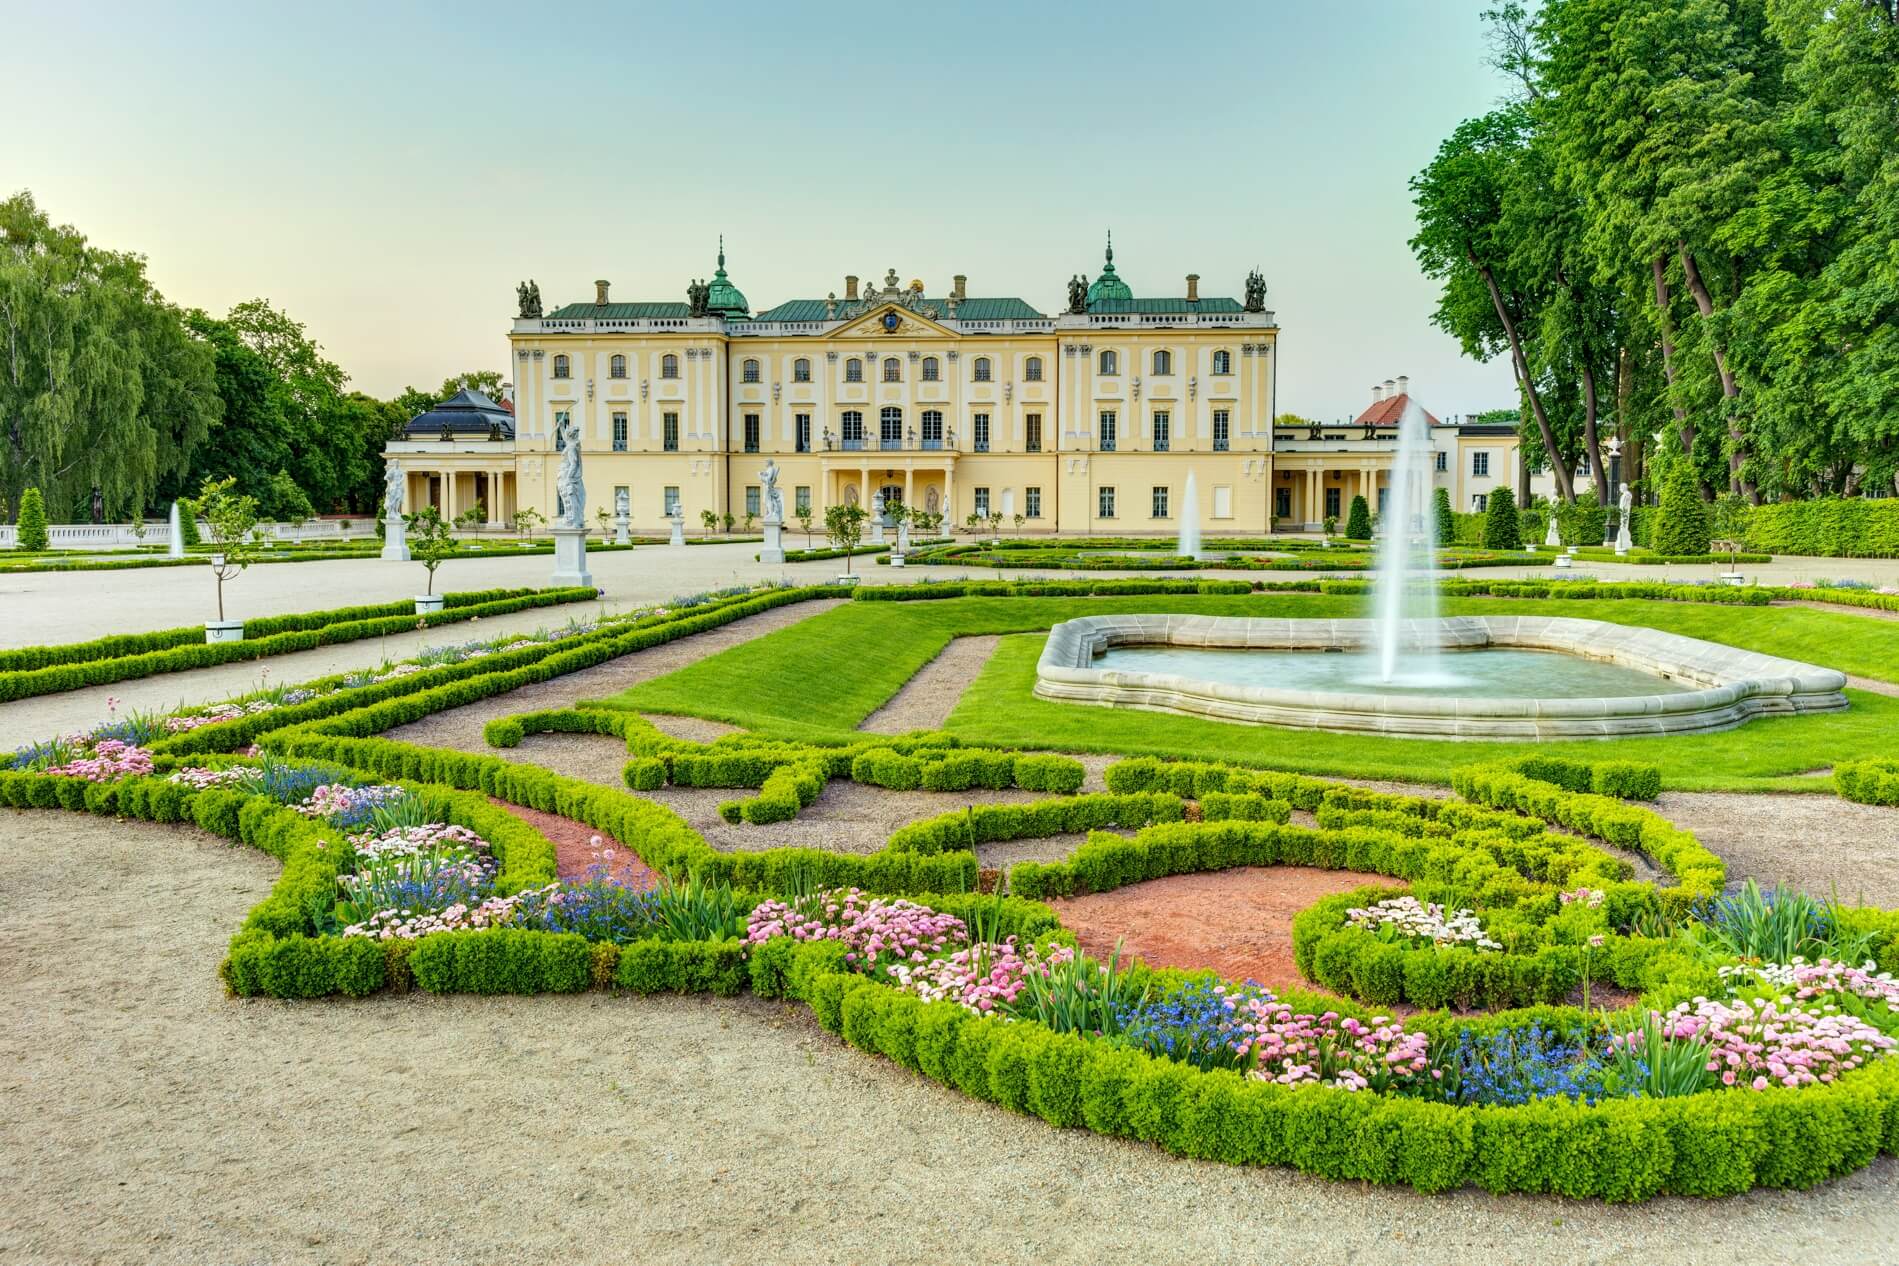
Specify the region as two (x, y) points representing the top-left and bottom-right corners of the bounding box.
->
(600, 592), (1899, 789)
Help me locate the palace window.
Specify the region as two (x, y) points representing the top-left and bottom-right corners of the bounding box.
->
(1098, 486), (1116, 519)
(882, 357), (901, 383)
(552, 354), (571, 379)
(1098, 410), (1117, 452)
(1473, 451), (1491, 477)
(972, 412), (990, 453)
(1472, 493), (1489, 512)
(612, 412), (628, 452)
(744, 414), (760, 453)
(746, 486), (760, 517)
(661, 353), (679, 379)
(1152, 485), (1170, 518)
(554, 410), (570, 449)
(1435, 450), (1447, 473)
(845, 357), (864, 383)
(794, 485), (811, 515)
(1099, 349), (1118, 375)
(921, 409), (944, 450)
(1153, 349), (1172, 375)
(1326, 487), (1342, 518)
(921, 356), (940, 382)
(663, 412), (679, 452)
(841, 410), (864, 449)
(795, 413), (812, 453)
(1025, 414), (1042, 453)
(742, 358), (761, 384)
(1152, 410), (1171, 452)
(609, 354), (627, 379)
(974, 487), (991, 518)
(1025, 486), (1042, 518)
(973, 357), (992, 382)
(1213, 409), (1230, 452)
(880, 406), (903, 449)
(793, 357), (811, 383)
(1024, 356), (1043, 382)
(664, 485), (681, 516)
(1212, 349), (1232, 375)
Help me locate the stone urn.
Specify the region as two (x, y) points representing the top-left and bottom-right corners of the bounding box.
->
(204, 620), (244, 644)
(415, 595), (445, 614)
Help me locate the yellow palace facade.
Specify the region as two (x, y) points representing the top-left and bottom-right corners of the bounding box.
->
(388, 239), (1279, 535)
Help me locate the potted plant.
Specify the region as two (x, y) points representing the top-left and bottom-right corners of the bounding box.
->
(796, 507), (814, 548)
(825, 502), (868, 584)
(197, 477), (258, 642)
(1013, 512), (1025, 536)
(987, 510), (1004, 544)
(409, 505), (456, 612)
(700, 508), (718, 540)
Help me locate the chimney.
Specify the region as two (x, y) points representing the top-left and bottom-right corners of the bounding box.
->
(845, 275), (859, 301)
(1186, 273), (1200, 302)
(594, 279), (610, 306)
(1371, 383), (1383, 403)
(1384, 378), (1398, 400)
(952, 274), (966, 301)
(1396, 374), (1410, 398)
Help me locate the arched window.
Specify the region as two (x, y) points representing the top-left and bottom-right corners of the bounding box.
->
(1152, 349), (1172, 375)
(882, 357), (902, 382)
(973, 357), (992, 382)
(1024, 356), (1043, 382)
(609, 354), (627, 379)
(921, 356), (940, 382)
(845, 357), (863, 383)
(793, 357), (811, 383)
(742, 358), (760, 383)
(1098, 349), (1118, 376)
(1212, 349), (1232, 376)
(661, 353), (679, 379)
(552, 354), (571, 379)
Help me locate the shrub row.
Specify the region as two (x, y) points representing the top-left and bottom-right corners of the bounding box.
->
(1103, 755), (1342, 809)
(1837, 759), (1899, 807)
(852, 579), (1254, 600)
(886, 793), (1187, 856)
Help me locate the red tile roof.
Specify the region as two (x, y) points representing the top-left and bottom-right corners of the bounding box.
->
(1350, 394), (1441, 427)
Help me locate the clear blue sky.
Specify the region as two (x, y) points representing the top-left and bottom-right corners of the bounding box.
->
(2, 0), (1516, 420)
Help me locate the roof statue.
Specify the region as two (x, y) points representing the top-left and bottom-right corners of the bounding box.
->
(1244, 268), (1268, 313)
(1066, 274), (1087, 314)
(686, 278), (711, 317)
(516, 280), (542, 318)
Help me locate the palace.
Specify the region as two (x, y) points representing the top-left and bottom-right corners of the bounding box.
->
(385, 237), (1282, 535)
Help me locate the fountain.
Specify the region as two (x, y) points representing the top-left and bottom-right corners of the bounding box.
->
(1178, 470), (1203, 562)
(167, 501), (184, 558)
(1370, 401), (1439, 683)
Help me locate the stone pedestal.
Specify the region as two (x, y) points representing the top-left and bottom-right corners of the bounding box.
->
(896, 519), (911, 554)
(614, 514), (631, 547)
(759, 518), (785, 565)
(669, 514), (686, 547)
(550, 526), (593, 589)
(871, 520), (886, 545)
(381, 516), (410, 562)
(1615, 522), (1631, 556)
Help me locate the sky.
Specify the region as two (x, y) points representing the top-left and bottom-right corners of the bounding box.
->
(2, 0), (1517, 422)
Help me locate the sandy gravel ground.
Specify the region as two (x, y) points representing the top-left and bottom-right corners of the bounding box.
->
(858, 634), (1002, 733)
(1658, 790), (1899, 905)
(6, 811), (1899, 1266)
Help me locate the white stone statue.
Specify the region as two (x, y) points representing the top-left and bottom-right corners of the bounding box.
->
(555, 417), (585, 529)
(1544, 512), (1561, 549)
(759, 458), (784, 523)
(383, 460), (404, 518)
(870, 490), (884, 520)
(615, 487), (629, 518)
(1615, 483), (1633, 555)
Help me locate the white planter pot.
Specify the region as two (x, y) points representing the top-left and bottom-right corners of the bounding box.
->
(415, 595), (446, 614)
(1553, 556), (1573, 569)
(835, 574), (862, 586)
(890, 554), (906, 568)
(1719, 573), (1746, 587)
(205, 620), (245, 644)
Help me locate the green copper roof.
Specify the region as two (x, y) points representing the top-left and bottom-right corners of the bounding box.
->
(1087, 297), (1246, 314)
(751, 296), (1046, 323)
(544, 301), (692, 320)
(1085, 231), (1133, 306)
(704, 236), (748, 316)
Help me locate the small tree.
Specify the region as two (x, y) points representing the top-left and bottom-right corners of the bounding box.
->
(825, 502), (868, 574)
(594, 506), (612, 538)
(1344, 494), (1372, 541)
(409, 505), (457, 594)
(1482, 486), (1522, 550)
(796, 507), (814, 547)
(1652, 457), (1710, 555)
(722, 512), (735, 534)
(1710, 492), (1750, 561)
(1432, 486), (1454, 546)
(1013, 512), (1026, 535)
(700, 509), (718, 539)
(986, 510), (1003, 541)
(264, 469), (315, 526)
(16, 487), (48, 550)
(1323, 514), (1338, 537)
(742, 509), (757, 533)
(458, 503), (488, 533)
(128, 503), (148, 544)
(196, 477), (259, 621)
(511, 507), (545, 540)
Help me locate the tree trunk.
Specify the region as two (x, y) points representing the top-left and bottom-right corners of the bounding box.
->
(1579, 360), (1609, 502)
(1677, 245), (1759, 503)
(1472, 250), (1574, 502)
(1650, 257), (1709, 500)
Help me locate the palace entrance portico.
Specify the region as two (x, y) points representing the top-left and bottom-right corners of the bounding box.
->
(1270, 456), (1389, 532)
(819, 447), (959, 521)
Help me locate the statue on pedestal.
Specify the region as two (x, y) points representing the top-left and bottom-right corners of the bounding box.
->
(1544, 512), (1561, 549)
(556, 417), (585, 529)
(384, 460), (405, 519)
(1244, 269), (1268, 313)
(615, 487), (629, 518)
(1066, 275), (1087, 314)
(759, 458), (784, 523)
(1616, 484), (1634, 554)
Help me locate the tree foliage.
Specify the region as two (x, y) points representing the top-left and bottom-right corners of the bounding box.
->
(16, 486), (47, 549)
(1344, 494), (1372, 541)
(1483, 485), (1522, 550)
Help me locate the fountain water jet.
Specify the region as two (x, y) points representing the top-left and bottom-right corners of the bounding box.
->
(1371, 401), (1441, 683)
(1178, 470), (1203, 561)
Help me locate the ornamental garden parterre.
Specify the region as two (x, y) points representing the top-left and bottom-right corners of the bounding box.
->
(5, 579), (1899, 1202)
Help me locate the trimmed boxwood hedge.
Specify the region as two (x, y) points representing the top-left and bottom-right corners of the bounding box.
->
(1838, 758), (1899, 807)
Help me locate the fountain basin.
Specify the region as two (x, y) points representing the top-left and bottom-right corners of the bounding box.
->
(1033, 615), (1849, 739)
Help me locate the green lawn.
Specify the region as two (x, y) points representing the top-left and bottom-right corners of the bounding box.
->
(598, 592), (1899, 790)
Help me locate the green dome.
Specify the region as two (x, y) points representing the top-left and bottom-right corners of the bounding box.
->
(705, 236), (748, 316)
(1086, 231), (1132, 306)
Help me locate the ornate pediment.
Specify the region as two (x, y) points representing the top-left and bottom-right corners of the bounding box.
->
(830, 302), (956, 340)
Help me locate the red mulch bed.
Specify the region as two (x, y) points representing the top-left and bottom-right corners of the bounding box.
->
(1049, 866), (1401, 994)
(489, 797), (661, 891)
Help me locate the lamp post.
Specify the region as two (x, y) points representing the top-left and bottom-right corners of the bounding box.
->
(1603, 435), (1624, 546)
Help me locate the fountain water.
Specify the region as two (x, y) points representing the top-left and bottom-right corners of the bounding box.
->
(167, 501), (185, 559)
(1370, 401), (1441, 682)
(1178, 470), (1203, 561)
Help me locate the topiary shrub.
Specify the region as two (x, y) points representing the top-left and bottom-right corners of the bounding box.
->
(1483, 486), (1521, 550)
(1344, 495), (1372, 541)
(16, 486), (48, 550)
(1432, 487), (1453, 546)
(1651, 456), (1710, 556)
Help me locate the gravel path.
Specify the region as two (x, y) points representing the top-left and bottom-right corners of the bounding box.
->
(1658, 791), (1899, 905)
(858, 634), (1002, 733)
(6, 809), (1899, 1265)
